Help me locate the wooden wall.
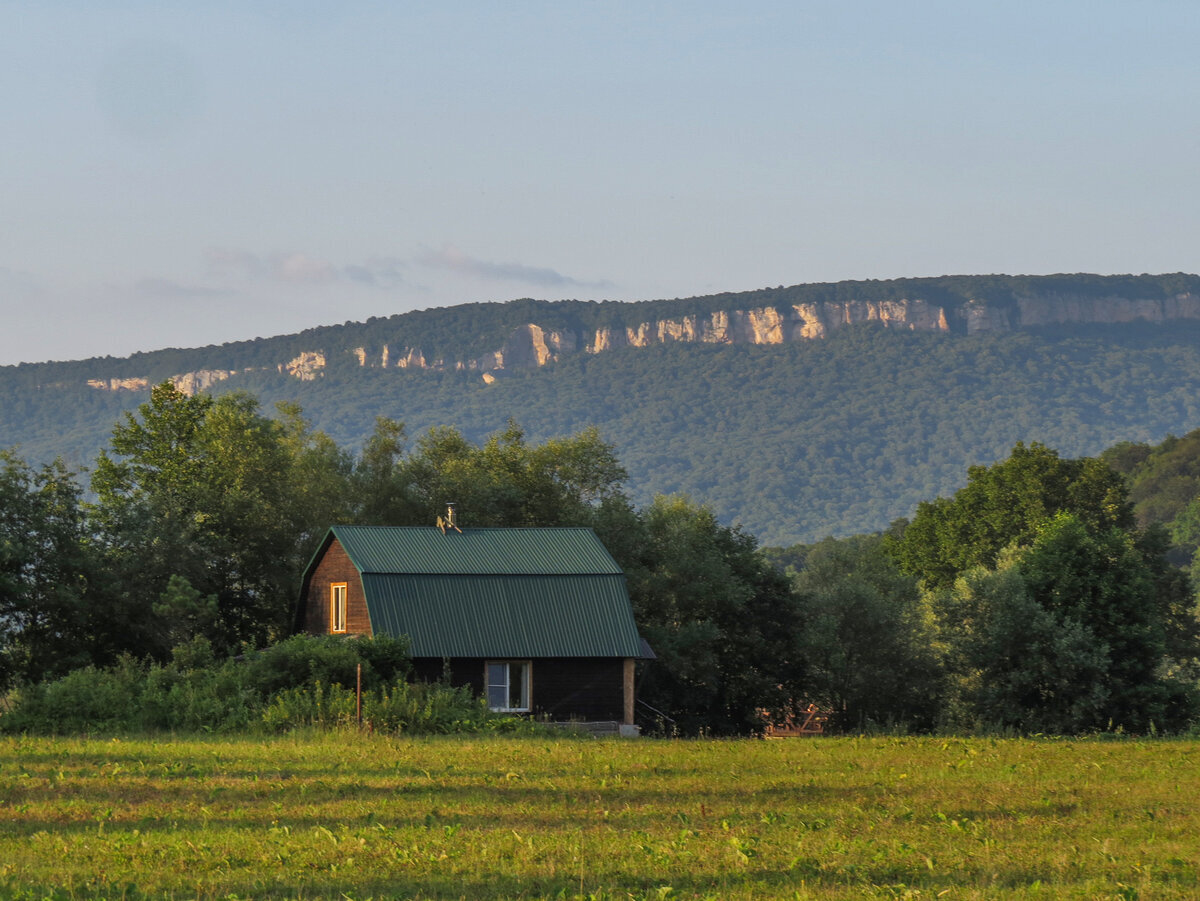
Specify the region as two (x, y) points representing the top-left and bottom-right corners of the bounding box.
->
(300, 539), (373, 636)
(410, 656), (627, 722)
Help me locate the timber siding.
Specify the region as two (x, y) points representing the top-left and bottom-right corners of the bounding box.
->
(410, 657), (626, 722)
(301, 538), (372, 636)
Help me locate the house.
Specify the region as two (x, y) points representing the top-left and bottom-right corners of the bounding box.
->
(296, 522), (650, 726)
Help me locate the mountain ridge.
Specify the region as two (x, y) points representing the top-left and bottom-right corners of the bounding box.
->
(8, 272), (1200, 546)
(18, 272), (1200, 396)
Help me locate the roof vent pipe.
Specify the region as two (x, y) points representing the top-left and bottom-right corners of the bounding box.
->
(437, 503), (462, 535)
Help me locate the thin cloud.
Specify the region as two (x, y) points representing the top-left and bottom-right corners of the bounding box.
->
(134, 277), (230, 299)
(204, 247), (266, 280)
(420, 246), (613, 290)
(275, 253), (337, 285)
(204, 248), (407, 289)
(342, 256), (406, 289)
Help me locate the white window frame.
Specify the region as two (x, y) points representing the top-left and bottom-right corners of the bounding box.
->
(485, 661), (531, 713)
(330, 583), (348, 634)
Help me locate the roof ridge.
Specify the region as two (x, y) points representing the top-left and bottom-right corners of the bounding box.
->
(334, 524), (594, 531)
(359, 568), (625, 576)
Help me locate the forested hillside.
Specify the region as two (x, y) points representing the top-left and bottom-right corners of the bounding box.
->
(7, 275), (1200, 545)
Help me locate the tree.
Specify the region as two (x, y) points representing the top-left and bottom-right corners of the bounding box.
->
(889, 442), (1134, 591)
(349, 417), (419, 526)
(894, 444), (1200, 732)
(934, 552), (1111, 733)
(0, 451), (100, 686)
(90, 383), (355, 655)
(398, 421), (627, 528)
(790, 535), (941, 730)
(618, 496), (800, 734)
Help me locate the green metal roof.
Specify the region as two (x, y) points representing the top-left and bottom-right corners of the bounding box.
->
(363, 573), (643, 657)
(330, 525), (624, 576)
(312, 526), (643, 658)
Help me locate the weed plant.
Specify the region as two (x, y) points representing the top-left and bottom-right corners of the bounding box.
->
(0, 635), (502, 736)
(0, 733), (1196, 899)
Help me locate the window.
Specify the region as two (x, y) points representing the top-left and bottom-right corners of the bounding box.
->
(486, 661), (531, 712)
(330, 583), (347, 633)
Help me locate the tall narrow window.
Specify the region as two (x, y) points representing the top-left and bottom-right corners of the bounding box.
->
(330, 583), (347, 633)
(486, 661), (531, 712)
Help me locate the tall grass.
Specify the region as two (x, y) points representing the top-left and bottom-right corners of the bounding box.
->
(0, 734), (1196, 899)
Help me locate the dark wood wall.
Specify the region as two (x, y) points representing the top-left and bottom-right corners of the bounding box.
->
(301, 539), (373, 636)
(410, 656), (626, 722)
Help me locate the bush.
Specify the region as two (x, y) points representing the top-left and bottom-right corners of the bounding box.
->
(140, 640), (257, 733)
(261, 681), (357, 731)
(367, 680), (491, 734)
(261, 678), (547, 735)
(1, 656), (145, 733)
(0, 634), (417, 736)
(0, 633), (541, 737)
(243, 634), (412, 697)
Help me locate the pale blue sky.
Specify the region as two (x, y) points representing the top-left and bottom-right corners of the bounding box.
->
(3, 2), (1199, 365)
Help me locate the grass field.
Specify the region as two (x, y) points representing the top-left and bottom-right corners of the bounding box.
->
(0, 733), (1196, 900)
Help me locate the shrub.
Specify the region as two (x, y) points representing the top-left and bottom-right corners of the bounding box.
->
(367, 680), (489, 734)
(0, 633), (539, 737)
(243, 634), (411, 697)
(261, 681), (357, 731)
(2, 656), (145, 733)
(0, 628), (412, 734)
(261, 678), (547, 736)
(140, 640), (257, 733)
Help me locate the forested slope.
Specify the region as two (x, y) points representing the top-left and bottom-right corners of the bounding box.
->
(7, 322), (1200, 545)
(276, 323), (1200, 545)
(8, 272), (1200, 544)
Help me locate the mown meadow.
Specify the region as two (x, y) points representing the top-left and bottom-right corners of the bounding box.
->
(0, 733), (1197, 900)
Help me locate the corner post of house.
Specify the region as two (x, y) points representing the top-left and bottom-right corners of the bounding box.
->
(622, 658), (635, 725)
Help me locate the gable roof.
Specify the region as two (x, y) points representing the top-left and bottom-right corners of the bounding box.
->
(330, 525), (625, 576)
(304, 525), (644, 659)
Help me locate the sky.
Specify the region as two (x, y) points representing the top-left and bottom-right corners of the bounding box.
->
(3, 1), (1200, 366)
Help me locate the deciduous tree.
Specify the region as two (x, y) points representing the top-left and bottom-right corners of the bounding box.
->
(621, 495), (799, 734)
(895, 444), (1200, 732)
(889, 442), (1134, 590)
(0, 451), (100, 686)
(90, 383), (354, 654)
(790, 534), (941, 729)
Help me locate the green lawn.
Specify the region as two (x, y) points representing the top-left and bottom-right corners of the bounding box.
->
(0, 733), (1196, 899)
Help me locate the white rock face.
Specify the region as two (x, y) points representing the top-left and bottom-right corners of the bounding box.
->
(85, 369), (237, 395)
(86, 377), (151, 392)
(171, 370), (236, 396)
(280, 352), (326, 380)
(85, 291), (1200, 392)
(965, 300), (1011, 334)
(262, 295), (1200, 377)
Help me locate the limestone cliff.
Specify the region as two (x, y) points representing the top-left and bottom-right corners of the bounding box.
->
(87, 376), (152, 392)
(81, 281), (1200, 392)
(279, 352), (326, 381)
(1012, 293), (1200, 327)
(86, 369), (237, 396)
(339, 291), (1200, 381)
(171, 369), (238, 395)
